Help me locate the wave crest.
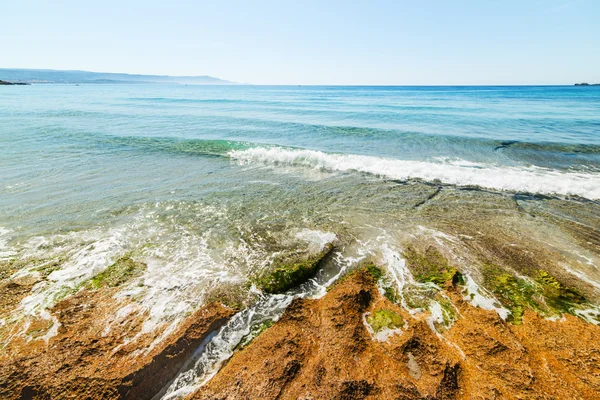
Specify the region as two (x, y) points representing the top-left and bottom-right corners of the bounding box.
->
(228, 147), (600, 199)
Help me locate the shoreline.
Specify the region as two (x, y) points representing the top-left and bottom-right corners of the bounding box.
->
(1, 185), (599, 399)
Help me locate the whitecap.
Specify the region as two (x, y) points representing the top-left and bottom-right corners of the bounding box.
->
(228, 147), (600, 199)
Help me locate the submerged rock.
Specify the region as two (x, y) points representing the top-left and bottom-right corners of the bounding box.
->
(86, 256), (146, 289)
(256, 243), (334, 293)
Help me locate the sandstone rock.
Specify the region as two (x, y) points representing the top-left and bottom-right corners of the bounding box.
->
(0, 289), (235, 400)
(191, 267), (600, 399)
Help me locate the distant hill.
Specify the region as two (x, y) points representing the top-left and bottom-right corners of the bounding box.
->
(0, 68), (233, 85)
(0, 79), (29, 85)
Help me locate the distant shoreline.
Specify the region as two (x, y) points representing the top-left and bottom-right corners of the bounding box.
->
(0, 68), (233, 85)
(0, 80), (29, 85)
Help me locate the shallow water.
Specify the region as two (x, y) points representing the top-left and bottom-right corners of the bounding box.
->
(2, 85), (600, 234)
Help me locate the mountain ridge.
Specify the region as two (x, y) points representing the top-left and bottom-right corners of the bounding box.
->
(0, 68), (233, 85)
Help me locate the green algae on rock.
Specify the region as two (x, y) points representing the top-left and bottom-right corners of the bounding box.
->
(483, 267), (590, 324)
(329, 262), (380, 289)
(429, 295), (458, 331)
(535, 270), (587, 314)
(365, 263), (384, 280)
(366, 264), (401, 303)
(86, 256), (146, 289)
(366, 309), (404, 333)
(403, 245), (458, 285)
(238, 319), (275, 349)
(256, 243), (334, 294)
(483, 269), (537, 324)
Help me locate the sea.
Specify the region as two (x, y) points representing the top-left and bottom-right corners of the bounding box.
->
(1, 84), (599, 396)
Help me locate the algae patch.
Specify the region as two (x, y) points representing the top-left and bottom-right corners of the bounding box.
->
(367, 263), (401, 303)
(86, 256), (146, 289)
(483, 267), (589, 324)
(365, 263), (384, 281)
(257, 243), (333, 294)
(366, 309), (404, 333)
(535, 270), (586, 314)
(403, 246), (458, 285)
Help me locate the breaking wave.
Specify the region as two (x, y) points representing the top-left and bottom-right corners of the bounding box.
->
(228, 147), (600, 199)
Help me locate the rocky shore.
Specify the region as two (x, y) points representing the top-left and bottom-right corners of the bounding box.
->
(193, 268), (600, 399)
(1, 185), (600, 399)
(0, 80), (28, 85)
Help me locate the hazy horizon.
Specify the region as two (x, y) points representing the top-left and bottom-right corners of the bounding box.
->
(2, 0), (600, 85)
(2, 67), (598, 86)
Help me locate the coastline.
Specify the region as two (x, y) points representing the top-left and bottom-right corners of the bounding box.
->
(0, 80), (29, 86)
(2, 184), (599, 399)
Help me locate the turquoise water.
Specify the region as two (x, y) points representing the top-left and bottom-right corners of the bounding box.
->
(1, 84), (599, 242)
(2, 84), (600, 394)
(1, 85), (600, 237)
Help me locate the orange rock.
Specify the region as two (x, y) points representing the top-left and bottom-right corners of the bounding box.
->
(191, 269), (600, 400)
(0, 288), (235, 400)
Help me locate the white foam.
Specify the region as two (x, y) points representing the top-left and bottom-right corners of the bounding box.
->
(378, 243), (420, 311)
(426, 301), (446, 331)
(7, 203), (244, 345)
(574, 306), (600, 325)
(462, 275), (510, 320)
(228, 147), (600, 199)
(294, 229), (336, 252)
(0, 227), (16, 259)
(561, 262), (600, 292)
(9, 203), (344, 351)
(17, 226), (131, 318)
(38, 310), (60, 343)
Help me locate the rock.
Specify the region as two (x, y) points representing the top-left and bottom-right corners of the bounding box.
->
(0, 290), (236, 400)
(256, 243), (334, 294)
(192, 268), (461, 399)
(191, 266), (600, 399)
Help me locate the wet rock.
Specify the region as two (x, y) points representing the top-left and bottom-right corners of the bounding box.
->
(192, 268), (459, 399)
(86, 256), (146, 289)
(0, 290), (235, 400)
(256, 243), (334, 293)
(192, 266), (600, 399)
(403, 245), (459, 285)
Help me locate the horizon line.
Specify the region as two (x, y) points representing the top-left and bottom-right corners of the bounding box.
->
(1, 67), (597, 87)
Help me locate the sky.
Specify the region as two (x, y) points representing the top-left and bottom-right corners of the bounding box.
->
(2, 0), (599, 85)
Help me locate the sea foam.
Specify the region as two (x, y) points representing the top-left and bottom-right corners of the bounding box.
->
(228, 147), (600, 199)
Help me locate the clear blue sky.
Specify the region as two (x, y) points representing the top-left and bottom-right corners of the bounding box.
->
(2, 0), (599, 85)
